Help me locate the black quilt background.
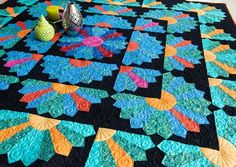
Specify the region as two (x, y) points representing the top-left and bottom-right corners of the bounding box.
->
(0, 0), (236, 166)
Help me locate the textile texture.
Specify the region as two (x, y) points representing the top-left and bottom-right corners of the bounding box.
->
(0, 0), (236, 166)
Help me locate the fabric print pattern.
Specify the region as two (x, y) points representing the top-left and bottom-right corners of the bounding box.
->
(172, 2), (226, 24)
(0, 20), (36, 49)
(0, 109), (95, 166)
(58, 26), (127, 60)
(164, 34), (202, 71)
(0, 75), (19, 90)
(122, 31), (163, 65)
(4, 51), (43, 76)
(25, 31), (63, 54)
(17, 0), (39, 6)
(42, 55), (118, 84)
(28, 0), (80, 18)
(85, 4), (137, 17)
(214, 110), (236, 152)
(0, 0), (235, 166)
(77, 0), (92, 2)
(112, 72), (211, 139)
(114, 65), (161, 92)
(200, 25), (235, 41)
(92, 0), (140, 7)
(134, 18), (165, 33)
(142, 0), (167, 9)
(19, 79), (109, 118)
(84, 14), (133, 29)
(142, 9), (197, 33)
(28, 1), (55, 18)
(85, 128), (155, 167)
(203, 39), (236, 78)
(0, 49), (5, 57)
(208, 78), (236, 108)
(158, 109), (236, 167)
(0, 17), (12, 28)
(0, 6), (26, 17)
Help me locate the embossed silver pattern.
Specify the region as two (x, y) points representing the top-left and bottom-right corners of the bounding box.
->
(62, 2), (82, 36)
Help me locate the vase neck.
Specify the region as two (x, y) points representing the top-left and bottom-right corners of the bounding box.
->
(66, 3), (78, 14)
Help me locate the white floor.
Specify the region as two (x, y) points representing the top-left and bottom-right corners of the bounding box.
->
(187, 0), (236, 24)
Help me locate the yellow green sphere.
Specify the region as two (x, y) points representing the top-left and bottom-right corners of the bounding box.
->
(35, 15), (55, 41)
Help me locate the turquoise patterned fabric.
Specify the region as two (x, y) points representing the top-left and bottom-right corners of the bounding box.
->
(0, 0), (235, 166)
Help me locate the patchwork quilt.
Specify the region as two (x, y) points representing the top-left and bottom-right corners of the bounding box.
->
(0, 0), (236, 166)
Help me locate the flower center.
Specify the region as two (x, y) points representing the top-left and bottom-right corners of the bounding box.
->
(29, 114), (60, 130)
(208, 78), (222, 86)
(146, 91), (177, 111)
(127, 41), (139, 52)
(204, 50), (216, 62)
(82, 36), (104, 47)
(52, 83), (78, 94)
(200, 137), (236, 167)
(103, 11), (118, 15)
(95, 128), (116, 141)
(165, 45), (177, 57)
(160, 17), (177, 25)
(190, 9), (206, 16)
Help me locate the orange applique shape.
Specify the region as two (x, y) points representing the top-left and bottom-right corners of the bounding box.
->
(160, 17), (177, 24)
(52, 83), (79, 94)
(95, 22), (112, 28)
(95, 128), (116, 141)
(29, 114), (60, 130)
(119, 65), (133, 73)
(201, 137), (236, 167)
(146, 90), (177, 111)
(107, 138), (134, 167)
(127, 41), (139, 52)
(69, 58), (92, 67)
(50, 127), (72, 156)
(6, 7), (17, 17)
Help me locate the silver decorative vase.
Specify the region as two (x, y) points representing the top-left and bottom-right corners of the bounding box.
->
(62, 2), (83, 36)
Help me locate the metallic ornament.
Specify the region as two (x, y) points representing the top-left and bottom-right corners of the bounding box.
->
(62, 2), (83, 36)
(0, 0), (7, 5)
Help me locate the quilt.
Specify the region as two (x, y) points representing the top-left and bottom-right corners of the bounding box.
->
(0, 0), (236, 166)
